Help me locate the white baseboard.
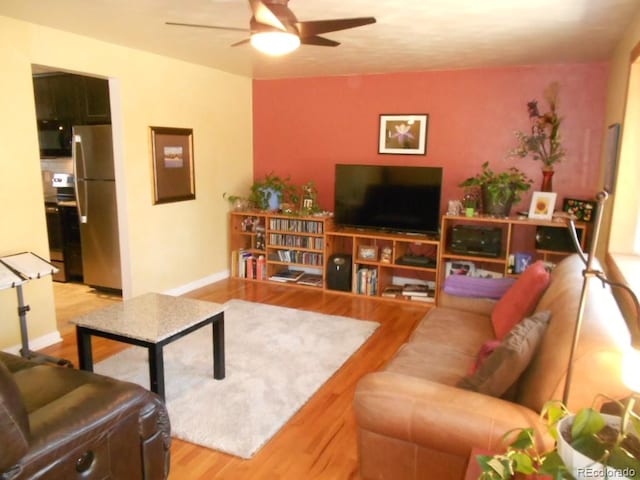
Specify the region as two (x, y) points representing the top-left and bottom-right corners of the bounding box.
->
(163, 270), (230, 297)
(4, 330), (63, 355)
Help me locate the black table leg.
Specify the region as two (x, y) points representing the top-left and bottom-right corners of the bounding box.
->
(212, 312), (225, 379)
(148, 345), (165, 401)
(76, 327), (94, 372)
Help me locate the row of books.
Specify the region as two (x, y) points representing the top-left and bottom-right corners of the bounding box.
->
(231, 250), (267, 280)
(381, 283), (436, 302)
(269, 218), (324, 234)
(268, 233), (324, 250)
(270, 250), (324, 266)
(354, 267), (378, 296)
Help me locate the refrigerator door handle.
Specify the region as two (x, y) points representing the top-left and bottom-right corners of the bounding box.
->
(73, 134), (88, 224)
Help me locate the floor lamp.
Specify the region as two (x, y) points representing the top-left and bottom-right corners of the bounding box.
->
(562, 191), (640, 405)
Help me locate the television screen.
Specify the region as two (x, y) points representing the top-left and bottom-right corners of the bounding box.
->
(334, 164), (443, 234)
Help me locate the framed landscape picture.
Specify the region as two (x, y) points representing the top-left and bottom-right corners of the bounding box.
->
(150, 126), (195, 204)
(378, 114), (428, 155)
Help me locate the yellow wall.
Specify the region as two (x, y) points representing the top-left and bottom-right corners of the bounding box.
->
(0, 16), (253, 349)
(602, 8), (640, 253)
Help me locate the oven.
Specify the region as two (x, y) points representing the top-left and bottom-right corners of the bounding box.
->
(45, 173), (83, 282)
(45, 203), (66, 281)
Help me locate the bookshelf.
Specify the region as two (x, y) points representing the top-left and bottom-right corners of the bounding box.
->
(438, 214), (587, 296)
(229, 212), (332, 287)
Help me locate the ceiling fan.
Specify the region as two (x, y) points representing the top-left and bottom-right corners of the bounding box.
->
(166, 0), (376, 55)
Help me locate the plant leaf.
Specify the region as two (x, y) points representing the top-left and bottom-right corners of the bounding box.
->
(539, 450), (570, 478)
(572, 408), (606, 438)
(477, 455), (513, 479)
(510, 428), (535, 450)
(512, 452), (536, 474)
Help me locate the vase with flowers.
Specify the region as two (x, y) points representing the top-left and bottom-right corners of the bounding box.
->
(509, 82), (565, 192)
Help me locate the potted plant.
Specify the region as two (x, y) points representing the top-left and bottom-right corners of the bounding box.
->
(459, 161), (532, 217)
(248, 172), (299, 211)
(509, 82), (565, 192)
(477, 398), (640, 480)
(222, 192), (251, 211)
(224, 173), (300, 211)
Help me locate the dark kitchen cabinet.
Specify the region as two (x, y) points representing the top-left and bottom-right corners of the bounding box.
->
(78, 76), (111, 124)
(33, 74), (78, 121)
(33, 73), (110, 124)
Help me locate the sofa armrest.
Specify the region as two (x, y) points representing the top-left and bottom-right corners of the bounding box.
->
(354, 371), (554, 457)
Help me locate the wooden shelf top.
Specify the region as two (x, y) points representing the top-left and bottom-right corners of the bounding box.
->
(442, 214), (587, 229)
(328, 227), (440, 242)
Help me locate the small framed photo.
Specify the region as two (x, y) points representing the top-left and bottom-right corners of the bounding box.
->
(562, 198), (597, 223)
(380, 246), (392, 264)
(150, 126), (195, 204)
(445, 260), (476, 277)
(528, 192), (557, 220)
(378, 114), (428, 155)
(358, 245), (378, 261)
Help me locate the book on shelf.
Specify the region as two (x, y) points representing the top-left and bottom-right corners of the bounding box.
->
(356, 267), (378, 296)
(410, 295), (435, 303)
(381, 284), (404, 298)
(297, 273), (323, 287)
(269, 269), (305, 282)
(402, 283), (430, 296)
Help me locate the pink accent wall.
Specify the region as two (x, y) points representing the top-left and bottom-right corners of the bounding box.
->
(253, 64), (608, 215)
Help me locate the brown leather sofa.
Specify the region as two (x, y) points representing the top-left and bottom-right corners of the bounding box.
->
(354, 254), (632, 479)
(0, 351), (170, 480)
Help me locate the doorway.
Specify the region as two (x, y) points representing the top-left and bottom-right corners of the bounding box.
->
(32, 65), (123, 334)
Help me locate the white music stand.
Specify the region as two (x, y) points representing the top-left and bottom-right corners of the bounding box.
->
(0, 252), (73, 367)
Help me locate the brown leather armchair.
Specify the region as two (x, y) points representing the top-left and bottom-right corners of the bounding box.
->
(0, 351), (171, 480)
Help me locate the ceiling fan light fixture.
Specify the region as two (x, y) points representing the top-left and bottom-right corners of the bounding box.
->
(250, 31), (300, 55)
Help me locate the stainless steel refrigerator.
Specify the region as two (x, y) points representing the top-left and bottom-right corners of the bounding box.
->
(72, 124), (122, 291)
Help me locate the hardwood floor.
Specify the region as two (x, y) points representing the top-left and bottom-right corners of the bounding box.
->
(40, 279), (430, 479)
(52, 281), (121, 335)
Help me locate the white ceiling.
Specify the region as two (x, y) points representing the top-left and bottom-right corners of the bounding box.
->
(2, 0), (639, 80)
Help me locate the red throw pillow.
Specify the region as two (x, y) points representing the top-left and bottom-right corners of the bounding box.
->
(468, 340), (501, 375)
(491, 261), (551, 340)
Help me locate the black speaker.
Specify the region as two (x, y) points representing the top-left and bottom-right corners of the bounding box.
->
(326, 254), (352, 292)
(536, 226), (583, 252)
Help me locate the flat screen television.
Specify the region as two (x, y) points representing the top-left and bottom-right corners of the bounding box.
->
(334, 164), (443, 235)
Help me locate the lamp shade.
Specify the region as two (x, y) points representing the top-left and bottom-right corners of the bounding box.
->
(251, 31), (300, 55)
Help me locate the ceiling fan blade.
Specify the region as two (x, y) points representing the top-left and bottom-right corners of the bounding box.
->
(230, 38), (251, 47)
(165, 21), (248, 33)
(296, 17), (376, 38)
(300, 36), (340, 47)
(249, 0), (286, 31)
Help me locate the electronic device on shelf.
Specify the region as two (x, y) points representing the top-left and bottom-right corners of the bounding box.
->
(449, 225), (502, 258)
(536, 226), (583, 252)
(396, 255), (437, 268)
(334, 164), (443, 235)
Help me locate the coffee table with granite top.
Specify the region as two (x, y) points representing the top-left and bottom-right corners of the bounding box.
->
(72, 292), (225, 401)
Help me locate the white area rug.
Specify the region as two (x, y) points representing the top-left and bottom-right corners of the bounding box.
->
(94, 299), (379, 459)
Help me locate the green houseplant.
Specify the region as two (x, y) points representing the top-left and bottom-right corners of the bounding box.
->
(477, 398), (640, 480)
(459, 162), (533, 217)
(249, 172), (299, 211)
(224, 172), (300, 211)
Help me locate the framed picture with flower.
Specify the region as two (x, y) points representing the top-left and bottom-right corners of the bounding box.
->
(528, 191), (557, 220)
(378, 114), (428, 155)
